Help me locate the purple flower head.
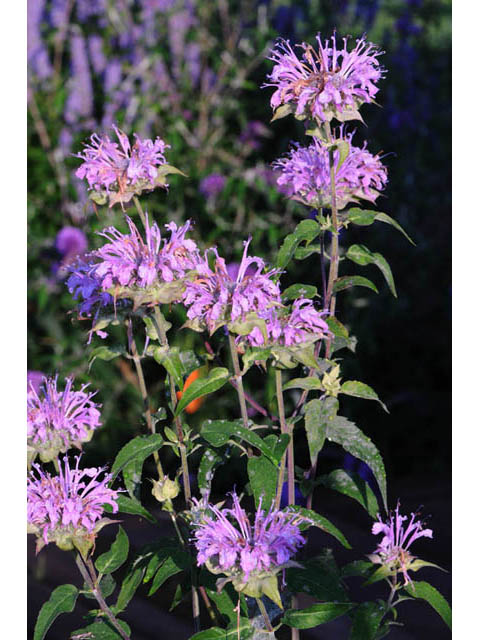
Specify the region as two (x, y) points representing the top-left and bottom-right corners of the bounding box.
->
(27, 370), (45, 395)
(66, 256), (114, 342)
(370, 503), (433, 585)
(75, 126), (170, 203)
(199, 174), (226, 199)
(264, 33), (384, 122)
(92, 215), (200, 292)
(192, 492), (309, 583)
(182, 239), (281, 335)
(27, 375), (102, 463)
(245, 298), (330, 348)
(27, 455), (119, 554)
(273, 129), (388, 210)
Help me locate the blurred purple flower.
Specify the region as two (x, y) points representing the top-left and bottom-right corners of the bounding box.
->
(192, 491), (309, 581)
(199, 174), (226, 199)
(76, 0), (106, 23)
(27, 371), (45, 395)
(272, 128), (388, 210)
(27, 455), (119, 553)
(65, 30), (94, 125)
(27, 375), (102, 462)
(239, 121), (270, 151)
(88, 34), (106, 74)
(264, 33), (384, 122)
(182, 239), (281, 334)
(27, 0), (53, 80)
(370, 503), (433, 586)
(56, 227), (88, 259)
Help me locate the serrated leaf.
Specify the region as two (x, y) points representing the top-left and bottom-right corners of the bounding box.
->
(175, 367), (229, 416)
(34, 584), (78, 640)
(111, 434), (164, 482)
(334, 275), (379, 294)
(282, 602), (354, 629)
(304, 397), (338, 466)
(70, 619), (131, 639)
(325, 406), (387, 509)
(340, 380), (388, 412)
(282, 283), (318, 301)
(346, 244), (397, 297)
(349, 601), (386, 639)
(276, 220), (320, 270)
(248, 455), (277, 508)
(318, 470), (379, 518)
(95, 526), (129, 574)
(289, 506), (351, 549)
(283, 377), (324, 392)
(153, 345), (184, 389)
(405, 581), (452, 629)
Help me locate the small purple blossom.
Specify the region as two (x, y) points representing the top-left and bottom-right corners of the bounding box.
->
(27, 455), (119, 553)
(192, 492), (308, 581)
(28, 375), (102, 462)
(199, 174), (226, 199)
(273, 129), (388, 210)
(75, 125), (169, 195)
(182, 240), (281, 334)
(264, 33), (384, 122)
(55, 227), (88, 259)
(370, 503), (433, 585)
(245, 298), (330, 347)
(93, 216), (200, 291)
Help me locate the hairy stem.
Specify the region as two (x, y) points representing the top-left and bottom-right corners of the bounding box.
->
(75, 554), (130, 640)
(228, 332), (250, 432)
(274, 369), (295, 509)
(256, 597), (274, 633)
(127, 319), (164, 480)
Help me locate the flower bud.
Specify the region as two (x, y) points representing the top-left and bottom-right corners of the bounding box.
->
(152, 476), (180, 503)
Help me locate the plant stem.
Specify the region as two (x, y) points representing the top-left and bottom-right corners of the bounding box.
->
(228, 332), (250, 432)
(127, 319), (164, 480)
(75, 554), (130, 640)
(151, 307), (192, 502)
(274, 369), (295, 509)
(133, 195), (148, 229)
(256, 597), (274, 633)
(199, 586), (220, 625)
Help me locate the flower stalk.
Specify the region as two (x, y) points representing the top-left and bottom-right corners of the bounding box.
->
(228, 332), (251, 432)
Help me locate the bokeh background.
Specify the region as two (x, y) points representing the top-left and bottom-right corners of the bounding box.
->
(27, 1), (451, 638)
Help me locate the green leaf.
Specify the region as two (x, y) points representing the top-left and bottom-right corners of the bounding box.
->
(318, 470), (379, 518)
(148, 550), (191, 596)
(340, 560), (375, 579)
(289, 506), (351, 549)
(175, 367), (229, 416)
(95, 526), (129, 574)
(346, 244), (397, 297)
(283, 377), (324, 392)
(295, 244), (322, 260)
(334, 275), (379, 294)
(276, 220), (320, 270)
(82, 574), (116, 600)
(349, 601), (386, 639)
(109, 494), (157, 524)
(190, 619), (253, 639)
(89, 345), (125, 370)
(282, 283), (318, 301)
(375, 212), (415, 245)
(34, 584), (78, 640)
(282, 602), (354, 629)
(325, 407), (387, 509)
(198, 448), (223, 498)
(326, 317), (349, 338)
(70, 620), (131, 639)
(157, 163), (188, 178)
(201, 419), (244, 447)
(285, 550), (348, 602)
(333, 139), (350, 171)
(345, 208), (377, 226)
(111, 434), (164, 482)
(340, 380), (389, 413)
(114, 554), (149, 613)
(153, 345), (184, 389)
(304, 397), (338, 466)
(405, 581), (452, 629)
(247, 455), (277, 509)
